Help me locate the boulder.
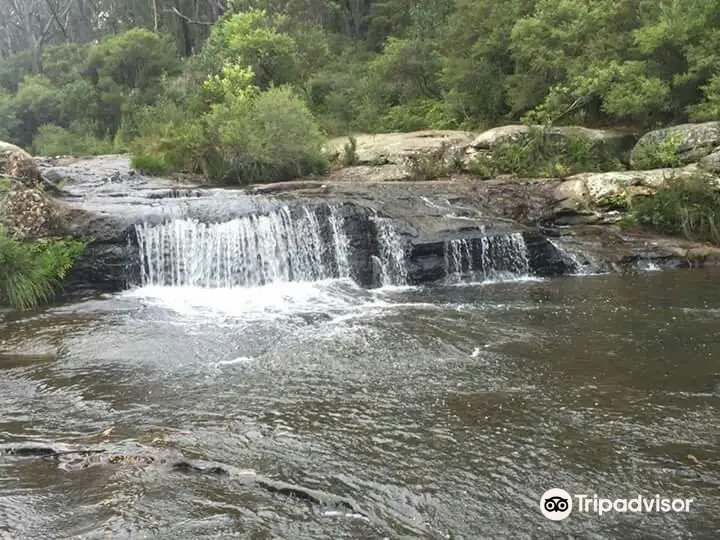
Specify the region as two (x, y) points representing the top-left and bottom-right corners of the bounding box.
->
(468, 125), (636, 158)
(698, 149), (720, 174)
(325, 130), (474, 167)
(0, 184), (62, 239)
(551, 165), (715, 222)
(0, 141), (42, 183)
(630, 121), (720, 169)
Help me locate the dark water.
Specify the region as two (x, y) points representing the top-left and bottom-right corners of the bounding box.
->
(1, 269), (719, 539)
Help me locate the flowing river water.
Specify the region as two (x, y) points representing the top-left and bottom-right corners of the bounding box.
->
(1, 200), (720, 538)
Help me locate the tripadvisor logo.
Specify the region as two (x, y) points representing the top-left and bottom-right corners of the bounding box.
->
(539, 488), (694, 520)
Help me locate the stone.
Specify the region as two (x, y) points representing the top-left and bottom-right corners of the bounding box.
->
(630, 121), (720, 169)
(468, 125), (636, 156)
(0, 184), (61, 239)
(552, 166), (713, 216)
(698, 149), (720, 174)
(0, 141), (42, 183)
(325, 130), (474, 167)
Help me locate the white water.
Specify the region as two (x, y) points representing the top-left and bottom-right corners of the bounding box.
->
(135, 206), (351, 288)
(547, 238), (602, 276)
(373, 217), (408, 286)
(443, 233), (532, 283)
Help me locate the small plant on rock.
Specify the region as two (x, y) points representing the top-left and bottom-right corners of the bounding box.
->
(341, 135), (359, 166)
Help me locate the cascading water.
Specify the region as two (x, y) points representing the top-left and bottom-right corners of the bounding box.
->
(372, 217), (409, 286)
(444, 239), (474, 281)
(442, 233), (531, 283)
(135, 206), (351, 288)
(547, 238), (601, 275)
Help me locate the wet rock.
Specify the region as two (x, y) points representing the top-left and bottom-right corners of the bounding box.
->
(630, 121), (720, 169)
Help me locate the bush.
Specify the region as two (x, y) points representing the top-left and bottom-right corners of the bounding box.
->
(405, 141), (464, 181)
(0, 227), (87, 309)
(468, 127), (622, 178)
(131, 154), (170, 176)
(630, 133), (683, 170)
(32, 123), (116, 156)
(206, 84), (328, 183)
(341, 136), (359, 166)
(625, 175), (720, 244)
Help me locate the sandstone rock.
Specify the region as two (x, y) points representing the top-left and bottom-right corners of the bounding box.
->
(630, 121), (720, 169)
(325, 130), (474, 166)
(0, 141), (41, 183)
(698, 149), (720, 174)
(468, 125), (636, 155)
(0, 184), (61, 239)
(552, 166), (713, 215)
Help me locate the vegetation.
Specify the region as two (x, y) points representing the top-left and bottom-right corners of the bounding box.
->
(0, 226), (87, 309)
(468, 128), (622, 178)
(131, 154), (170, 177)
(0, 0), (720, 184)
(623, 176), (720, 244)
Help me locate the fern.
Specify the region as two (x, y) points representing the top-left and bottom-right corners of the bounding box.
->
(0, 226), (87, 309)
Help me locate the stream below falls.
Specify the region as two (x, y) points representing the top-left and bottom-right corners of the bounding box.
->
(1, 253), (720, 537)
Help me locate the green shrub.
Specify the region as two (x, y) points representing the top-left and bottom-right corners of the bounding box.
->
(405, 141), (463, 181)
(468, 127), (622, 179)
(625, 175), (720, 244)
(378, 98), (457, 132)
(341, 136), (359, 166)
(207, 85), (328, 184)
(630, 133), (683, 170)
(131, 154), (170, 176)
(32, 123), (116, 156)
(0, 227), (87, 309)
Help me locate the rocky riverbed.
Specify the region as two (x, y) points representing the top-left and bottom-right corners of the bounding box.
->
(3, 124), (720, 298)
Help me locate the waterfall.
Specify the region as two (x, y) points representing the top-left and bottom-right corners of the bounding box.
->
(373, 217), (408, 286)
(444, 238), (474, 281)
(547, 239), (599, 275)
(442, 233), (531, 282)
(135, 206), (351, 288)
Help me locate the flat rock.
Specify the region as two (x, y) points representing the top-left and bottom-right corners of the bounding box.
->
(325, 130), (474, 166)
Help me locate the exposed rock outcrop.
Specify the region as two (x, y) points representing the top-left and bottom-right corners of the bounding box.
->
(630, 121), (720, 169)
(468, 125), (636, 155)
(0, 141), (43, 185)
(24, 128), (720, 299)
(551, 165), (717, 225)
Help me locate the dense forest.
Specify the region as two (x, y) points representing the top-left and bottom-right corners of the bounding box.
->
(1, 0), (720, 183)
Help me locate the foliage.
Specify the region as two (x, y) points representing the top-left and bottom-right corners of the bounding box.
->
(131, 154), (170, 176)
(689, 75), (720, 121)
(468, 128), (622, 178)
(32, 124), (116, 156)
(625, 175), (720, 244)
(0, 227), (87, 310)
(405, 142), (464, 181)
(630, 133), (683, 170)
(201, 10), (298, 89)
(87, 29), (180, 93)
(206, 84), (328, 183)
(341, 136), (359, 167)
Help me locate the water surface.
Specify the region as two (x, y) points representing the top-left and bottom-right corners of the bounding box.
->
(1, 269), (719, 539)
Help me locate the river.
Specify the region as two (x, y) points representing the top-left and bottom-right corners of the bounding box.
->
(1, 267), (719, 539)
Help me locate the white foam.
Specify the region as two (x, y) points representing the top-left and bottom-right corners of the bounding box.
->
(121, 278), (406, 320)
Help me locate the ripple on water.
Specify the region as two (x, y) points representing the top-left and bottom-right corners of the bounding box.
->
(1, 270), (720, 538)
